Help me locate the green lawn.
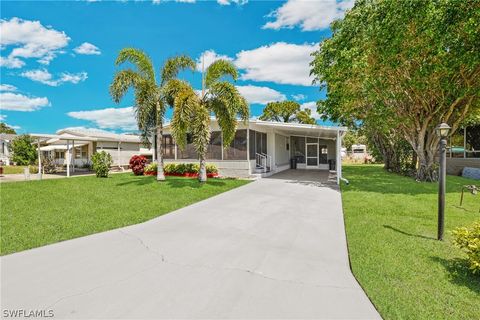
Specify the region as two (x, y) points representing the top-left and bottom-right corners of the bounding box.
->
(341, 165), (480, 320)
(0, 173), (250, 255)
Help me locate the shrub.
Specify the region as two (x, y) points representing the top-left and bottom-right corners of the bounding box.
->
(145, 162), (158, 174)
(91, 151), (113, 178)
(10, 135), (37, 165)
(452, 221), (480, 274)
(206, 164), (218, 174)
(129, 155), (148, 175)
(144, 163), (218, 176)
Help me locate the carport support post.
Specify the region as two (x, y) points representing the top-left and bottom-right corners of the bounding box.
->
(66, 140), (70, 177)
(72, 140), (75, 173)
(336, 130), (342, 184)
(37, 138), (42, 180)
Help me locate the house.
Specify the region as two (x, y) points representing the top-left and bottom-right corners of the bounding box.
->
(0, 133), (16, 165)
(162, 119), (347, 183)
(351, 144), (367, 159)
(31, 128), (154, 176)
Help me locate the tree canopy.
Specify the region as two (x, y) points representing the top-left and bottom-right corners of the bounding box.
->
(0, 123), (16, 134)
(259, 101), (316, 124)
(311, 0), (480, 181)
(10, 135), (37, 165)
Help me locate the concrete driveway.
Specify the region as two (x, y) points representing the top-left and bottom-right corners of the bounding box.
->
(1, 170), (380, 319)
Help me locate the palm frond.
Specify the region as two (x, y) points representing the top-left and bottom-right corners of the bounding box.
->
(160, 55), (196, 85)
(162, 79), (194, 108)
(205, 59), (238, 88)
(109, 69), (142, 103)
(171, 86), (199, 150)
(207, 81), (249, 146)
(115, 48), (156, 82)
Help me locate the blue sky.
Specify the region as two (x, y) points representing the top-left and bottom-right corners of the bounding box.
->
(0, 0), (353, 134)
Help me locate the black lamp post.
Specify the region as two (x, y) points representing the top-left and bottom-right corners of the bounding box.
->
(435, 122), (451, 241)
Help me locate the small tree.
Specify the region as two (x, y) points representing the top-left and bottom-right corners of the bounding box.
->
(10, 135), (37, 165)
(91, 151), (113, 178)
(129, 155), (147, 175)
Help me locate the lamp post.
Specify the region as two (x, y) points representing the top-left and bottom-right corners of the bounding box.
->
(435, 122), (451, 241)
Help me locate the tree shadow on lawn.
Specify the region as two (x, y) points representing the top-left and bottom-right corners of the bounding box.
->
(343, 165), (476, 196)
(383, 224), (436, 240)
(430, 256), (480, 294)
(115, 175), (227, 188)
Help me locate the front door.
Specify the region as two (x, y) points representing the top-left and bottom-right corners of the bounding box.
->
(306, 143), (319, 168)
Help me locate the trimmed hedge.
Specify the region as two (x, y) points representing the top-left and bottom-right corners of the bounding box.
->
(144, 162), (218, 177)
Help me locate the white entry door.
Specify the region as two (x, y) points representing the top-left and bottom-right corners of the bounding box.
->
(306, 143), (319, 168)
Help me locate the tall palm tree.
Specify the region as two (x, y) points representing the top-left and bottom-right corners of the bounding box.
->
(110, 48), (194, 181)
(164, 59), (249, 182)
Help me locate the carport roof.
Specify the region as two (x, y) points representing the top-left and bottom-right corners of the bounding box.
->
(250, 120), (347, 139)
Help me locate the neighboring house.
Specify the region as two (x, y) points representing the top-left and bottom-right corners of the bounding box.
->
(31, 128), (153, 171)
(351, 144), (367, 159)
(0, 133), (16, 165)
(162, 119), (347, 183)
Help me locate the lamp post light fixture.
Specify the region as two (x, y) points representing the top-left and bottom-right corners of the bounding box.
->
(435, 122), (451, 241)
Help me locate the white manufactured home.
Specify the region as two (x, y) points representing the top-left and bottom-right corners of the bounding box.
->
(162, 119), (347, 183)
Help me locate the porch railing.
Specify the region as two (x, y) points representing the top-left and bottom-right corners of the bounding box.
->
(255, 153), (272, 173)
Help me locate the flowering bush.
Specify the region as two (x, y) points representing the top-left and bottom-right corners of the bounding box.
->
(129, 155), (148, 175)
(452, 221), (480, 274)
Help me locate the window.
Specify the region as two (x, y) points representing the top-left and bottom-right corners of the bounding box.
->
(162, 134), (175, 159)
(177, 133), (198, 159)
(224, 129), (247, 160)
(206, 131), (222, 160)
(249, 130), (256, 159)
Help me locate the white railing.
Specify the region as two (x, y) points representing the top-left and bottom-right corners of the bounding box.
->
(255, 153), (272, 173)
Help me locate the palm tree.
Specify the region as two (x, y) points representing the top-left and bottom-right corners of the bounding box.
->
(110, 48), (194, 181)
(164, 59), (249, 182)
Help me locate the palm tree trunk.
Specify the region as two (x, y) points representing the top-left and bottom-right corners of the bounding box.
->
(156, 123), (165, 181)
(198, 154), (207, 183)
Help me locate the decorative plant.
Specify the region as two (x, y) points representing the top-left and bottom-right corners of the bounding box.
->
(91, 151), (113, 178)
(452, 221), (480, 274)
(41, 155), (57, 174)
(129, 155), (148, 175)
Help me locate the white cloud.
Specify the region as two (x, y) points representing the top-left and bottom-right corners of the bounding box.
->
(263, 0), (354, 31)
(0, 114), (5, 121)
(0, 84), (17, 92)
(234, 42), (317, 86)
(0, 17), (70, 68)
(67, 107), (137, 131)
(73, 42), (101, 55)
(301, 101), (321, 120)
(235, 85), (285, 104)
(292, 94), (306, 101)
(196, 50), (233, 72)
(21, 69), (88, 86)
(217, 0), (248, 5)
(0, 92), (50, 111)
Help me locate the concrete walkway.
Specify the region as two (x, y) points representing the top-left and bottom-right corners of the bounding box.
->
(1, 170), (380, 319)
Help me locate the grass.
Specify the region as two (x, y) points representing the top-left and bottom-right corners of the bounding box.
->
(1, 165), (38, 174)
(341, 165), (480, 320)
(0, 173), (250, 255)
